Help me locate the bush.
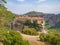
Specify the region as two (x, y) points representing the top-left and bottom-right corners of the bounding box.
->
(0, 29), (30, 45)
(39, 33), (60, 45)
(22, 28), (38, 35)
(39, 33), (47, 41)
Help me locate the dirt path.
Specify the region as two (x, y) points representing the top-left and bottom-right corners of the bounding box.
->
(21, 34), (51, 45)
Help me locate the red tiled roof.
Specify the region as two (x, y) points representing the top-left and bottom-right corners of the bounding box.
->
(16, 16), (45, 21)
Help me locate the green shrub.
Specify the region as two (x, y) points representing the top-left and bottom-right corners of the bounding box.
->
(39, 33), (60, 45)
(0, 29), (30, 45)
(39, 33), (47, 41)
(22, 28), (38, 35)
(46, 34), (56, 44)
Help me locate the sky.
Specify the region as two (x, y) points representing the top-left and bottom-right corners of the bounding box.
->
(5, 0), (60, 14)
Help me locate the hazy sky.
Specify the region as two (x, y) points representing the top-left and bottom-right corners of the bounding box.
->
(5, 0), (60, 14)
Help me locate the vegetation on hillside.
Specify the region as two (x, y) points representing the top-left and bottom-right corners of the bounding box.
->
(39, 32), (60, 45)
(0, 4), (15, 27)
(22, 28), (38, 35)
(0, 0), (30, 45)
(0, 29), (30, 45)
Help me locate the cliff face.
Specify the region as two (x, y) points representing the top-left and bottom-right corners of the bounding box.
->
(47, 14), (60, 26)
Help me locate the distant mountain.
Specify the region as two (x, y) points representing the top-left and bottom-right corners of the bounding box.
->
(23, 11), (60, 28)
(47, 14), (60, 26)
(24, 11), (44, 17)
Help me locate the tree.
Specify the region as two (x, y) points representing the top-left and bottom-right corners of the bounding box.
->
(0, 0), (6, 3)
(2, 0), (6, 3)
(0, 0), (6, 6)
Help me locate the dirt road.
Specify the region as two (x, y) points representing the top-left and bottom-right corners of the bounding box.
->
(21, 34), (51, 45)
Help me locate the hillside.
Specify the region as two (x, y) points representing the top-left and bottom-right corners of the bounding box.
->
(24, 11), (44, 17)
(0, 4), (15, 27)
(0, 1), (30, 45)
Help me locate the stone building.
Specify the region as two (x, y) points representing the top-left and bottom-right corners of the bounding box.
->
(10, 15), (47, 33)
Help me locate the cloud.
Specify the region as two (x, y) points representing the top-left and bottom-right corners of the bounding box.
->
(17, 0), (46, 3)
(35, 4), (60, 14)
(5, 2), (34, 14)
(37, 0), (46, 2)
(17, 0), (25, 2)
(5, 1), (60, 14)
